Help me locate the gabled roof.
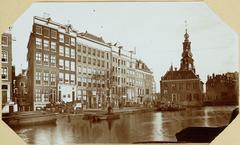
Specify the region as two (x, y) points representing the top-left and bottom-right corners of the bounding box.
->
(135, 59), (152, 73)
(161, 70), (199, 80)
(79, 31), (105, 43)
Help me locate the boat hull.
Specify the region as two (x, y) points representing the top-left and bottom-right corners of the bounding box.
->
(2, 111), (57, 127)
(83, 113), (120, 121)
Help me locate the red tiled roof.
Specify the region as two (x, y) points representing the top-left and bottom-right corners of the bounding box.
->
(162, 70), (199, 80)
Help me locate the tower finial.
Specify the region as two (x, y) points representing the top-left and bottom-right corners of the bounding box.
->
(184, 20), (189, 40)
(184, 20), (188, 33)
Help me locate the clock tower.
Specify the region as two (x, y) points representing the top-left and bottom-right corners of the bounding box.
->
(179, 28), (196, 73)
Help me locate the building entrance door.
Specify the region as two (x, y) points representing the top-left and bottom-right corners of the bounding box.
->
(9, 106), (14, 113)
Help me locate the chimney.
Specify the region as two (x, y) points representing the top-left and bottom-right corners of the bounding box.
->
(174, 67), (177, 71)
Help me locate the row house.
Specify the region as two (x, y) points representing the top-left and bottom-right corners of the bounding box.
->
(27, 16), (155, 110)
(13, 69), (30, 111)
(135, 60), (154, 105)
(1, 32), (17, 113)
(76, 31), (111, 109)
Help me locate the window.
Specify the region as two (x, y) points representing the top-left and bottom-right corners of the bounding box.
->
(101, 52), (104, 58)
(87, 68), (92, 75)
(97, 60), (100, 67)
(2, 35), (8, 46)
(36, 52), (42, 64)
(36, 38), (42, 49)
(93, 59), (96, 66)
(59, 34), (64, 43)
(2, 51), (7, 62)
(50, 73), (56, 85)
(82, 67), (87, 74)
(83, 46), (86, 53)
(50, 55), (56, 66)
(78, 66), (81, 74)
(77, 77), (82, 86)
(78, 55), (81, 62)
(71, 49), (75, 58)
(65, 35), (70, 45)
(88, 57), (91, 65)
(65, 60), (70, 70)
(43, 54), (49, 66)
(107, 62), (109, 69)
(65, 73), (69, 83)
(35, 25), (42, 35)
(43, 40), (49, 50)
(59, 59), (64, 69)
(59, 45), (64, 56)
(97, 50), (100, 57)
(35, 89), (41, 102)
(65, 47), (70, 57)
(71, 37), (75, 46)
(77, 44), (81, 53)
(51, 30), (57, 39)
(88, 78), (91, 87)
(36, 71), (41, 84)
(83, 56), (86, 63)
(43, 90), (49, 102)
(102, 60), (105, 67)
(51, 41), (56, 51)
(1, 67), (7, 79)
(43, 28), (50, 37)
(92, 49), (96, 56)
(106, 53), (109, 60)
(70, 74), (75, 84)
(88, 48), (91, 55)
(71, 61), (75, 71)
(59, 73), (64, 83)
(43, 72), (49, 85)
(83, 77), (87, 87)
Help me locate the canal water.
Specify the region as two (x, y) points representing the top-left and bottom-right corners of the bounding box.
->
(13, 106), (236, 145)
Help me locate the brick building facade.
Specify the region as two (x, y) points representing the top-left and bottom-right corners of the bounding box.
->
(205, 72), (239, 105)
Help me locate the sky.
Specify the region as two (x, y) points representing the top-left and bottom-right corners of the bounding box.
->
(10, 2), (238, 92)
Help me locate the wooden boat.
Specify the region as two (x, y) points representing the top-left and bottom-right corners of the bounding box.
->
(2, 111), (57, 127)
(156, 104), (186, 112)
(82, 113), (120, 121)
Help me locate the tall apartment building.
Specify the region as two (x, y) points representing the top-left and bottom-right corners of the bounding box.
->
(1, 32), (17, 113)
(27, 16), (155, 110)
(27, 16), (77, 110)
(160, 29), (204, 106)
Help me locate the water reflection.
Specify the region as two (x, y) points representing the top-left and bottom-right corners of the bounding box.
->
(13, 106), (236, 145)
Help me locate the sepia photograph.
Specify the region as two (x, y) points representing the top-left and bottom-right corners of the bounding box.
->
(1, 1), (239, 145)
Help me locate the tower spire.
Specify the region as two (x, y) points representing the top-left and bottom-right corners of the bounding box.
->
(179, 21), (195, 73)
